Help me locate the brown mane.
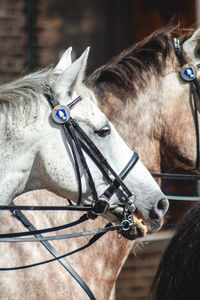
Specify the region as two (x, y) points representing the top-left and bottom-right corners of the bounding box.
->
(86, 24), (193, 101)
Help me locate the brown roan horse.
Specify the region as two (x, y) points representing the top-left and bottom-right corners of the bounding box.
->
(0, 24), (200, 299)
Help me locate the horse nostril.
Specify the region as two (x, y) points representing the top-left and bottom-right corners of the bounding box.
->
(157, 198), (169, 213)
(149, 198), (169, 220)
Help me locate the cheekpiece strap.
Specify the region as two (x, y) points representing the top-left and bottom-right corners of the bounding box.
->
(45, 86), (82, 125)
(173, 38), (197, 82)
(173, 38), (200, 170)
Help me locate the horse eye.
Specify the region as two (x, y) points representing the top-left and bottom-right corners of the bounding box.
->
(94, 127), (111, 137)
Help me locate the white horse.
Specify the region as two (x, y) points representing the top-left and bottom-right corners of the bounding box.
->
(0, 47), (168, 299)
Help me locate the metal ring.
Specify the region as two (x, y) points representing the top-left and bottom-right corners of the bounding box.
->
(121, 219), (131, 231)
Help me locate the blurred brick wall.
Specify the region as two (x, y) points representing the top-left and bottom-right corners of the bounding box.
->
(0, 0), (194, 84)
(0, 0), (133, 83)
(0, 0), (27, 83)
(36, 0), (133, 75)
(35, 0), (110, 73)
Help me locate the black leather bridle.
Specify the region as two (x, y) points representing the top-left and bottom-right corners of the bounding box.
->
(45, 87), (139, 216)
(173, 37), (200, 170)
(152, 37), (200, 182)
(0, 88), (139, 219)
(0, 87), (140, 300)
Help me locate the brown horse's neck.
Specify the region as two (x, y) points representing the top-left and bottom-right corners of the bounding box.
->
(86, 24), (200, 174)
(159, 72), (197, 172)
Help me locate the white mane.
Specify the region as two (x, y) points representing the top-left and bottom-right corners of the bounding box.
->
(0, 69), (52, 105)
(0, 67), (97, 126)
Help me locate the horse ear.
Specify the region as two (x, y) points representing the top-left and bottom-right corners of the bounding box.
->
(183, 27), (200, 62)
(54, 46), (72, 72)
(55, 47), (90, 98)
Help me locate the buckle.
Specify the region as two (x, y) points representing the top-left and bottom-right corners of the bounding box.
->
(88, 198), (110, 219)
(173, 38), (180, 50)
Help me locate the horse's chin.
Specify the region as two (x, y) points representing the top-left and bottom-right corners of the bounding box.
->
(106, 207), (148, 240)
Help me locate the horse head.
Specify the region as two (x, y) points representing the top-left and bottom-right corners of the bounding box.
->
(0, 47), (168, 239)
(87, 24), (200, 176)
(159, 26), (200, 173)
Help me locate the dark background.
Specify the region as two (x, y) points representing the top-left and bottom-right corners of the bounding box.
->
(0, 0), (196, 83)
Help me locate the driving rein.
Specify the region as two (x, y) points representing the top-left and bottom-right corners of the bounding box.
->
(0, 87), (140, 299)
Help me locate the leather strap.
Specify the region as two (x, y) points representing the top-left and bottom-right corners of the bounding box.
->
(173, 38), (200, 170)
(152, 173), (200, 180)
(153, 39), (200, 181)
(0, 213), (89, 238)
(11, 206), (96, 300)
(0, 224), (120, 242)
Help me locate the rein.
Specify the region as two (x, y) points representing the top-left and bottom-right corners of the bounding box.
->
(4, 204), (112, 300)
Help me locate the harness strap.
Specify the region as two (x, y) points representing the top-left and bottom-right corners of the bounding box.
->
(1, 206), (116, 300)
(66, 120), (99, 203)
(103, 152), (139, 200)
(0, 204), (92, 212)
(45, 90), (85, 205)
(0, 224), (120, 242)
(173, 38), (200, 170)
(72, 119), (133, 197)
(0, 222), (110, 270)
(152, 173), (200, 180)
(0, 214), (89, 239)
(62, 124), (82, 205)
(78, 140), (113, 183)
(191, 85), (200, 169)
(11, 206), (96, 300)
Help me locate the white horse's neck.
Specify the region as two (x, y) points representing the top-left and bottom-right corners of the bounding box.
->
(0, 92), (47, 205)
(0, 122), (39, 204)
